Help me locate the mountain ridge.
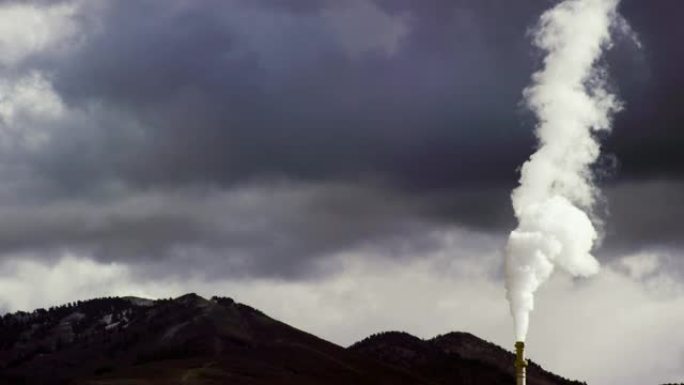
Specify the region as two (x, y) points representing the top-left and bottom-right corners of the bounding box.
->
(0, 293), (584, 385)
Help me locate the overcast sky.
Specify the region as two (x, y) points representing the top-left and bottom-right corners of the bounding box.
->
(0, 1), (682, 384)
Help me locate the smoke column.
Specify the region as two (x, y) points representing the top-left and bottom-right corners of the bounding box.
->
(505, 0), (623, 342)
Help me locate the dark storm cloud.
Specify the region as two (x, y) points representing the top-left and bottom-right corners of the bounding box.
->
(604, 181), (684, 251)
(605, 0), (684, 180)
(0, 0), (680, 278)
(7, 0), (683, 190)
(35, 0), (540, 191)
(27, 0), (674, 187)
(0, 183), (444, 278)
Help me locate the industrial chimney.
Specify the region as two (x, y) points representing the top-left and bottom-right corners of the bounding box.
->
(515, 341), (527, 385)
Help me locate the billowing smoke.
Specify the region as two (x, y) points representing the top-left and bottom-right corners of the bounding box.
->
(505, 0), (623, 342)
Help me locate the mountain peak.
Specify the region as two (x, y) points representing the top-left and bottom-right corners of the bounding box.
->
(173, 292), (210, 306)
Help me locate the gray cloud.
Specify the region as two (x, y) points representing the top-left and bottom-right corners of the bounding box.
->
(25, 0), (536, 191)
(604, 180), (684, 251)
(0, 182), (444, 278)
(0, 0), (678, 280)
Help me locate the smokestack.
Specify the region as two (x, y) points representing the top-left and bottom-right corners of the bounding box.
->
(515, 341), (527, 385)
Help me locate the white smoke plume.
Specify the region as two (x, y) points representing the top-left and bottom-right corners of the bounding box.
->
(505, 0), (623, 342)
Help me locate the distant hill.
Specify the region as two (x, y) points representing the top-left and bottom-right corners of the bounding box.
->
(351, 331), (585, 385)
(0, 293), (584, 385)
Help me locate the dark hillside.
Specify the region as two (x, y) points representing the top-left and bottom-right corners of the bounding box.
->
(0, 294), (585, 385)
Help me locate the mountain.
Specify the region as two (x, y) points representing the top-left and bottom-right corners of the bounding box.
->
(0, 293), (583, 385)
(351, 331), (585, 385)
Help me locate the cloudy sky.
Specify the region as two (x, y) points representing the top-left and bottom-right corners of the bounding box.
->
(0, 0), (682, 384)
